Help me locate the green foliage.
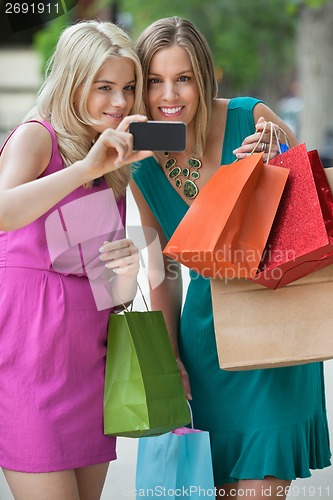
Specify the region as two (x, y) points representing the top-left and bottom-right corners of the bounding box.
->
(301, 0), (330, 7)
(287, 0), (331, 12)
(121, 0), (297, 96)
(31, 0), (302, 97)
(33, 13), (71, 76)
(305, 0), (324, 5)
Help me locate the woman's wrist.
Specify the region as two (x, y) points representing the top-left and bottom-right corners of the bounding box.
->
(110, 274), (138, 307)
(72, 159), (94, 185)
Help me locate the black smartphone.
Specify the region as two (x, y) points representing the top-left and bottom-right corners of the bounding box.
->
(129, 121), (186, 152)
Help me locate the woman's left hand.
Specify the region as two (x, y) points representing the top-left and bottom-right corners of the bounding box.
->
(233, 116), (281, 161)
(99, 238), (139, 277)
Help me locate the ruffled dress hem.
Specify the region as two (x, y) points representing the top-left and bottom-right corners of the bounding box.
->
(212, 412), (331, 485)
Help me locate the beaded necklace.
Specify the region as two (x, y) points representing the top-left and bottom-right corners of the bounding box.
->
(159, 151), (202, 199)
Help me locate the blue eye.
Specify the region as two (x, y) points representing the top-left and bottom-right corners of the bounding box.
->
(99, 85), (111, 91)
(148, 78), (161, 84)
(124, 85), (135, 91)
(178, 76), (190, 82)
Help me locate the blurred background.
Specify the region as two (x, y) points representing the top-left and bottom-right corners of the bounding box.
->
(1, 0), (333, 160)
(0, 0), (333, 498)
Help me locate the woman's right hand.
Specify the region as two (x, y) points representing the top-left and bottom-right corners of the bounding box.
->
(81, 114), (153, 181)
(176, 358), (192, 401)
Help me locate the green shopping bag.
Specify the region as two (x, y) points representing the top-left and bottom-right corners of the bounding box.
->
(103, 309), (191, 437)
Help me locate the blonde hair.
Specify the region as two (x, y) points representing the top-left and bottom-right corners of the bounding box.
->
(35, 20), (144, 198)
(135, 17), (218, 157)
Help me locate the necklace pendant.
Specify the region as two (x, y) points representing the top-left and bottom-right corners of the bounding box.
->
(184, 179), (199, 199)
(188, 158), (202, 169)
(169, 166), (181, 179)
(165, 158), (176, 169)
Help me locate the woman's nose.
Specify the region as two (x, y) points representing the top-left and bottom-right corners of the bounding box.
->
(162, 82), (178, 100)
(111, 91), (127, 107)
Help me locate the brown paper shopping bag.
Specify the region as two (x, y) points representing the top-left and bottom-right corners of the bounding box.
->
(211, 264), (333, 370)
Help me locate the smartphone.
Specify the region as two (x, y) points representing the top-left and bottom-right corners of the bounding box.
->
(129, 121), (186, 152)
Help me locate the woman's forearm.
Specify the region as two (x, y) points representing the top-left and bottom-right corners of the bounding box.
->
(150, 260), (183, 358)
(109, 273), (138, 308)
(0, 160), (90, 231)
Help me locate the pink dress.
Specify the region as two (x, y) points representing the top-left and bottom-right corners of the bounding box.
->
(0, 121), (125, 472)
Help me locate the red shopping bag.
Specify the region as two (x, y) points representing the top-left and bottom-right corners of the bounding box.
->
(253, 145), (333, 289)
(163, 153), (289, 279)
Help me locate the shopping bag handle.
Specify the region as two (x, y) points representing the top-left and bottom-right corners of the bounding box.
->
(249, 121), (277, 161)
(234, 121), (274, 164)
(187, 400), (194, 429)
(137, 282), (149, 311)
(249, 121), (291, 162)
(277, 125), (291, 152)
(114, 281), (149, 313)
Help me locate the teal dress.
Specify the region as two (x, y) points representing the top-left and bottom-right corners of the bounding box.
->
(133, 97), (331, 485)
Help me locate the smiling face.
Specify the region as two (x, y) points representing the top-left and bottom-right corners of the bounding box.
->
(147, 45), (199, 135)
(81, 56), (136, 138)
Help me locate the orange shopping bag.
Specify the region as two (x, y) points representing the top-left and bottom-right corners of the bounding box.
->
(163, 152), (289, 279)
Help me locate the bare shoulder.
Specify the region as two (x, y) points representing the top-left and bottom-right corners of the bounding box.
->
(6, 121), (52, 153)
(210, 98), (230, 128)
(210, 98), (230, 125)
(0, 121), (53, 185)
(212, 98), (230, 114)
(208, 99), (231, 145)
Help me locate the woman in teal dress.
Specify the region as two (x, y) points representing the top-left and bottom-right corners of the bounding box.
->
(130, 17), (331, 499)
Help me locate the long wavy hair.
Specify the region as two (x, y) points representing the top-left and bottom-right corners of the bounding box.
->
(33, 20), (144, 198)
(135, 17), (218, 157)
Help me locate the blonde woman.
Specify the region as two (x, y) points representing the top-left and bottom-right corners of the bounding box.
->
(131, 17), (331, 500)
(0, 20), (151, 500)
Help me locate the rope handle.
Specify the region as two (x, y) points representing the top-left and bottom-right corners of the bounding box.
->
(276, 125), (292, 151)
(187, 399), (194, 429)
(137, 282), (149, 311)
(248, 121), (290, 163)
(249, 121), (275, 162)
(234, 120), (271, 163)
(248, 120), (269, 156)
(113, 281), (149, 313)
